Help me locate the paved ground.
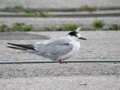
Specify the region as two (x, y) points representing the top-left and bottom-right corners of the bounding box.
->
(0, 32), (49, 40)
(1, 10), (120, 17)
(1, 31), (120, 61)
(0, 31), (120, 89)
(0, 17), (120, 28)
(0, 76), (120, 90)
(0, 0), (120, 8)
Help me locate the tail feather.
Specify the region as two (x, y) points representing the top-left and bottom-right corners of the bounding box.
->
(7, 43), (35, 50)
(7, 46), (28, 50)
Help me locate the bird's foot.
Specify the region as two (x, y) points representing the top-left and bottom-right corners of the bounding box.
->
(59, 60), (63, 64)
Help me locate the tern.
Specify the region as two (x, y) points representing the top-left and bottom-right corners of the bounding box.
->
(7, 27), (87, 64)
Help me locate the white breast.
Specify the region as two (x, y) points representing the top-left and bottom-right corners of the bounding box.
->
(60, 40), (80, 60)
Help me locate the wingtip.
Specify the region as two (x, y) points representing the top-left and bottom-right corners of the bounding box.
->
(7, 42), (12, 45)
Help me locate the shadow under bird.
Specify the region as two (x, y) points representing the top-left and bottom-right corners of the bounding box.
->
(7, 27), (87, 64)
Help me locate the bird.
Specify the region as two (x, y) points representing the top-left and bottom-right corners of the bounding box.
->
(7, 27), (87, 64)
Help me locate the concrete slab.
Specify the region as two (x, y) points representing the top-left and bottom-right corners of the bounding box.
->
(0, 31), (120, 61)
(0, 31), (120, 89)
(0, 17), (120, 28)
(0, 76), (120, 90)
(0, 32), (49, 40)
(0, 0), (120, 9)
(0, 31), (120, 79)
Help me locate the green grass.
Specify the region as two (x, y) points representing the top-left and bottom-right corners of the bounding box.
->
(11, 23), (25, 31)
(5, 6), (24, 12)
(3, 5), (120, 13)
(45, 26), (54, 31)
(44, 24), (78, 31)
(93, 20), (105, 30)
(4, 6), (49, 17)
(4, 5), (97, 12)
(0, 23), (34, 32)
(0, 21), (120, 32)
(79, 5), (97, 12)
(5, 6), (33, 12)
(12, 6), (24, 10)
(23, 25), (33, 31)
(80, 27), (92, 31)
(37, 11), (48, 17)
(11, 23), (33, 31)
(24, 12), (34, 17)
(56, 24), (78, 31)
(1, 5), (97, 17)
(0, 24), (9, 32)
(109, 24), (120, 30)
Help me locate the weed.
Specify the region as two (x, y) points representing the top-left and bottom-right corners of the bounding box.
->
(13, 6), (24, 10)
(5, 6), (24, 12)
(24, 8), (34, 13)
(45, 26), (53, 31)
(0, 24), (9, 32)
(93, 20), (104, 30)
(11, 23), (33, 31)
(79, 5), (97, 12)
(80, 27), (92, 31)
(109, 24), (120, 30)
(57, 24), (78, 31)
(38, 11), (48, 17)
(23, 25), (33, 31)
(24, 12), (34, 17)
(5, 6), (34, 13)
(11, 23), (24, 31)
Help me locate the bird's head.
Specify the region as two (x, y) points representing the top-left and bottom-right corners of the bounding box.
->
(68, 27), (87, 40)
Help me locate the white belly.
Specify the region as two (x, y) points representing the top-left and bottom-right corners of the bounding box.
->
(60, 41), (80, 60)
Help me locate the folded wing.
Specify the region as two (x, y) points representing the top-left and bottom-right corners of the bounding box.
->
(34, 39), (73, 60)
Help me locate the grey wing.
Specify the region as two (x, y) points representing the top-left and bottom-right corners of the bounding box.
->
(38, 39), (73, 60)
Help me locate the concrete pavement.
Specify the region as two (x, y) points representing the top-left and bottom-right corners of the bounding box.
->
(0, 31), (120, 89)
(0, 76), (120, 90)
(0, 0), (120, 9)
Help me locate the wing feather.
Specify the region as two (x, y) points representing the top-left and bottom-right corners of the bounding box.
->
(35, 39), (73, 60)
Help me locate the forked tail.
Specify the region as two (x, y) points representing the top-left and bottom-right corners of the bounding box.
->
(7, 43), (35, 50)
